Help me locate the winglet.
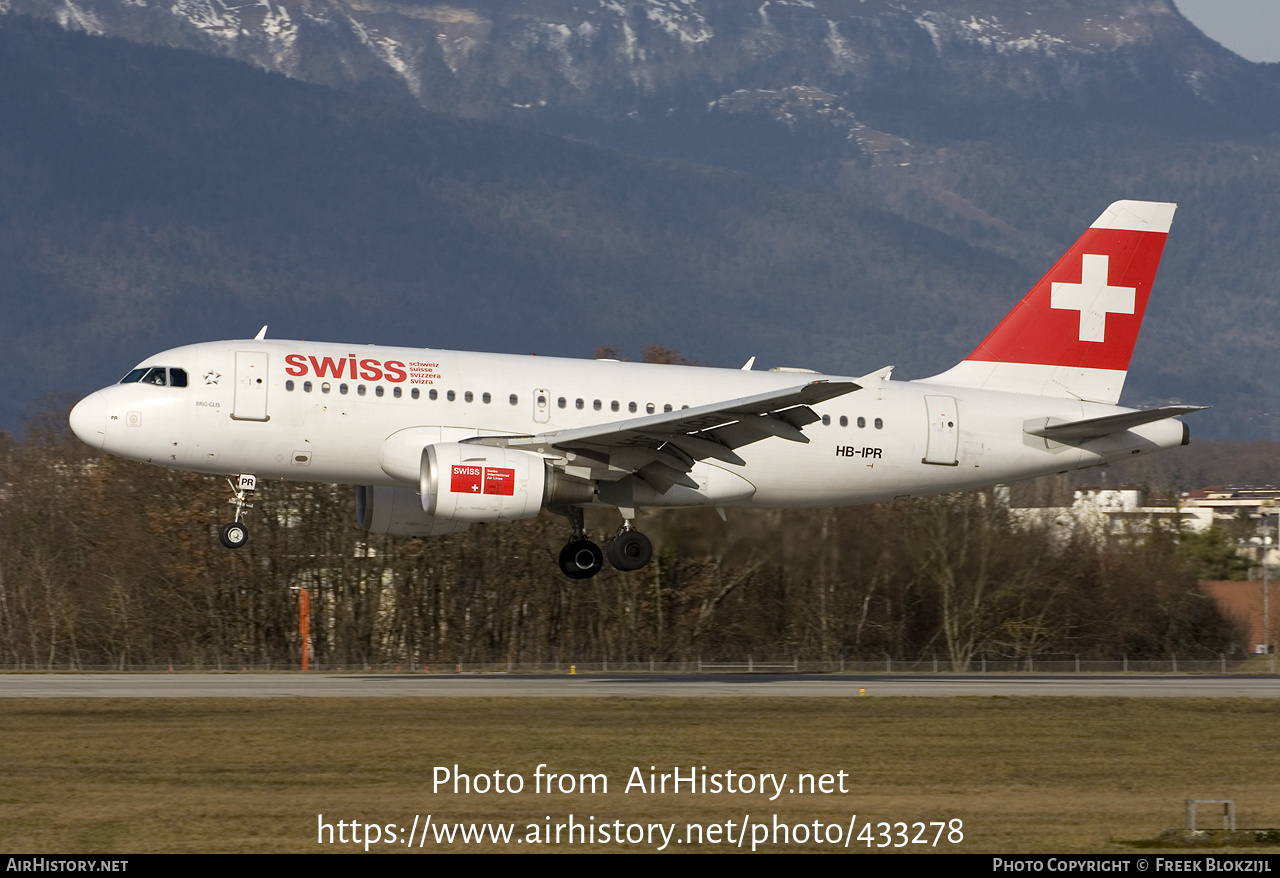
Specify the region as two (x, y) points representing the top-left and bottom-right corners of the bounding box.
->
(856, 365), (893, 399)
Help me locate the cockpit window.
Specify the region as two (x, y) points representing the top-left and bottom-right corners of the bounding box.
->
(120, 366), (187, 387)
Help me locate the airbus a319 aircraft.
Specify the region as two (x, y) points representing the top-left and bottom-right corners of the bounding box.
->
(70, 200), (1202, 579)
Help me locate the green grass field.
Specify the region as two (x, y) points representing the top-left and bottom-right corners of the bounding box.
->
(1, 697), (1277, 853)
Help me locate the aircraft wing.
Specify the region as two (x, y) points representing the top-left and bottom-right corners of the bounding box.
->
(473, 380), (860, 489)
(1025, 405), (1207, 442)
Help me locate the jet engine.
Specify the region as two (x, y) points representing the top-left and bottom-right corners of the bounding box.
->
(420, 443), (592, 521)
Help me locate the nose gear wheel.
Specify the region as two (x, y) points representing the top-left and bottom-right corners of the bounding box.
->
(219, 522), (248, 549)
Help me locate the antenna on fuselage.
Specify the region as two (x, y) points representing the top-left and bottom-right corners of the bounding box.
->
(253, 325), (268, 340)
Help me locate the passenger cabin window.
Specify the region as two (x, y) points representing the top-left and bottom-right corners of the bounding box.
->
(393, 387), (402, 398)
(412, 388), (420, 400)
(376, 386), (385, 398)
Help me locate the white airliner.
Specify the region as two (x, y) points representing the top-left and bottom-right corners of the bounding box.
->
(70, 200), (1202, 578)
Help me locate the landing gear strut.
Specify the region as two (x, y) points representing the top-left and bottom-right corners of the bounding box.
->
(556, 505), (603, 580)
(219, 473), (256, 549)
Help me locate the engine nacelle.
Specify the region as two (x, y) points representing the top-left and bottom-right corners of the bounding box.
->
(355, 485), (471, 536)
(421, 443), (556, 522)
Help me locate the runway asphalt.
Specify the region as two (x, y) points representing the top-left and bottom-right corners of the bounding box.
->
(0, 673), (1276, 697)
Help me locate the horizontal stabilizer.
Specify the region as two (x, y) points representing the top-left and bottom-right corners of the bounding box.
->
(1025, 405), (1207, 441)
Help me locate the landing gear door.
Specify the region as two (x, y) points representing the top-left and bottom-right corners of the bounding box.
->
(232, 351), (270, 421)
(533, 388), (551, 424)
(922, 395), (959, 466)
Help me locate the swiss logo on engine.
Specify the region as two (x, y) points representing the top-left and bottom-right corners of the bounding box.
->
(449, 465), (515, 495)
(450, 465), (483, 494)
(483, 467), (515, 496)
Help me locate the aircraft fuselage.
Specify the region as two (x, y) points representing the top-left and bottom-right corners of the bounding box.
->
(70, 339), (1184, 510)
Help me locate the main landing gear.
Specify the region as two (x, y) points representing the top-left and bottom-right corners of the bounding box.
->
(557, 506), (602, 579)
(218, 473), (257, 549)
(606, 524), (653, 572)
(555, 506), (653, 579)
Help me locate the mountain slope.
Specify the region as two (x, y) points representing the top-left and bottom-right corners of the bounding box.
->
(5, 3), (1280, 436)
(0, 14), (1028, 430)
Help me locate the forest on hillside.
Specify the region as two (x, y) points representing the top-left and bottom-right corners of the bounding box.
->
(0, 411), (1244, 671)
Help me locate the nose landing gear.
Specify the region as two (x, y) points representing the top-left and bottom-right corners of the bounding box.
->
(218, 474), (257, 549)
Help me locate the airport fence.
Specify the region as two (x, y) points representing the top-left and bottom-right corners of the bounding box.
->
(0, 654), (1276, 674)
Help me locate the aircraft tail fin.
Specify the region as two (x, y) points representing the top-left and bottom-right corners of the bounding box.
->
(917, 200), (1176, 405)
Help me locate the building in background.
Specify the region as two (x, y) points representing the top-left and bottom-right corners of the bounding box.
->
(1013, 485), (1280, 654)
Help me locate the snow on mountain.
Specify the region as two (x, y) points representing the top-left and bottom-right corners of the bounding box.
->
(1, 0), (1235, 111)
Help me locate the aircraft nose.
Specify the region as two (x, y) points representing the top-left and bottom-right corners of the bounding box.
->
(69, 391), (107, 451)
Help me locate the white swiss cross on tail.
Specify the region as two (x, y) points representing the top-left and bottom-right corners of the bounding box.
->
(1050, 253), (1136, 343)
(917, 200), (1176, 406)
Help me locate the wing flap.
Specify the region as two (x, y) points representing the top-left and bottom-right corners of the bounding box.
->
(637, 461), (700, 492)
(641, 432), (747, 467)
